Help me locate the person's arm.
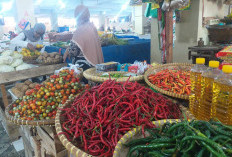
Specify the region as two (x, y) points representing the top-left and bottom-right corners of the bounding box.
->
(38, 36), (44, 45)
(11, 32), (28, 48)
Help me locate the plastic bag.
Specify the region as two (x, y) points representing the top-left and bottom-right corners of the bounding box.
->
(0, 56), (14, 65)
(216, 46), (232, 58)
(131, 61), (150, 75)
(10, 59), (23, 68)
(16, 63), (35, 71)
(162, 0), (190, 11)
(1, 50), (13, 56)
(0, 65), (15, 73)
(54, 64), (82, 76)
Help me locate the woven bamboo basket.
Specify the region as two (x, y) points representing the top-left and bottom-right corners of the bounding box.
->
(5, 69), (83, 126)
(113, 119), (184, 157)
(23, 55), (39, 61)
(144, 63), (193, 100)
(83, 68), (144, 83)
(55, 98), (193, 157)
(36, 58), (63, 65)
(5, 102), (55, 126)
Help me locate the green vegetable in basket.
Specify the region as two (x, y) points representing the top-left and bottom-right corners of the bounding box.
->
(124, 120), (232, 157)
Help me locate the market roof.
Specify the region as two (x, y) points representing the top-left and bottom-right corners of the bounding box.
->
(0, 0), (132, 18)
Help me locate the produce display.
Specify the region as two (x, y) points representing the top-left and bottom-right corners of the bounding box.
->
(60, 80), (181, 156)
(37, 52), (63, 64)
(9, 69), (84, 121)
(101, 73), (124, 78)
(101, 36), (128, 47)
(0, 50), (35, 72)
(52, 41), (70, 48)
(11, 80), (39, 98)
(36, 44), (44, 50)
(20, 48), (41, 57)
(125, 120), (232, 157)
(148, 69), (191, 95)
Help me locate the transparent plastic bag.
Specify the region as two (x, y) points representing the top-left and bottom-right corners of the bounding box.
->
(132, 61), (149, 75)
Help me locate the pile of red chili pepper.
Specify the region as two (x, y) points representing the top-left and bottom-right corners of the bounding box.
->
(60, 80), (181, 156)
(148, 69), (191, 95)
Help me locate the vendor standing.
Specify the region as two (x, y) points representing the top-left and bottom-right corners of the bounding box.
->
(11, 23), (46, 51)
(63, 5), (104, 70)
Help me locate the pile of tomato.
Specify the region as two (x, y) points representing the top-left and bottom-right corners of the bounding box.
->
(9, 69), (86, 121)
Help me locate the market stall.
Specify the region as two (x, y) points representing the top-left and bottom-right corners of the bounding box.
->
(1, 0), (232, 157)
(45, 38), (151, 64)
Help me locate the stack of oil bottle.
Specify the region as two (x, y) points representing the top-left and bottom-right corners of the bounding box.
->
(190, 58), (232, 125)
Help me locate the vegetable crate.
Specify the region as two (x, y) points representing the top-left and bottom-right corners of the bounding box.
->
(19, 125), (67, 157)
(37, 126), (68, 157)
(19, 126), (41, 157)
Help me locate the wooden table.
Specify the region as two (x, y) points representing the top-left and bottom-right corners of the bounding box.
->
(0, 63), (67, 108)
(188, 46), (223, 65)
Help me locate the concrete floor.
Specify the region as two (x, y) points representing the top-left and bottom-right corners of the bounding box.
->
(0, 122), (25, 157)
(0, 85), (25, 157)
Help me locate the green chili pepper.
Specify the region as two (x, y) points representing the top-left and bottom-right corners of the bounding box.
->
(181, 136), (227, 157)
(197, 148), (206, 157)
(124, 137), (154, 147)
(127, 143), (174, 157)
(167, 123), (186, 134)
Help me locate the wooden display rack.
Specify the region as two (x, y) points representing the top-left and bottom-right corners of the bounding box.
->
(0, 63), (66, 141)
(37, 126), (68, 157)
(19, 126), (67, 157)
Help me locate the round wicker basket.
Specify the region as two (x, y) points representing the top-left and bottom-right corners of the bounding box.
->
(5, 102), (55, 126)
(83, 68), (144, 83)
(55, 98), (194, 157)
(144, 63), (193, 100)
(23, 55), (39, 61)
(5, 69), (83, 126)
(36, 58), (63, 65)
(113, 119), (182, 157)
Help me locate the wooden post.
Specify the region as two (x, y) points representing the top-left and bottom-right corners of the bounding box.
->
(0, 84), (9, 107)
(165, 10), (173, 63)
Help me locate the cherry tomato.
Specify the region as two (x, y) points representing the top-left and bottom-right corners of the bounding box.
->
(71, 89), (76, 94)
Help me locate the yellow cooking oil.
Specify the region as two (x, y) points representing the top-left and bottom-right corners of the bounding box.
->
(197, 61), (220, 121)
(212, 65), (232, 125)
(189, 58), (207, 117)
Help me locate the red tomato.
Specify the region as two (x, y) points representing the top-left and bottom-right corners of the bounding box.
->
(48, 113), (52, 117)
(66, 90), (70, 95)
(50, 92), (55, 96)
(71, 89), (76, 94)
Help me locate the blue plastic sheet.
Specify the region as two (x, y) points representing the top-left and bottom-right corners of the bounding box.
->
(45, 39), (151, 64)
(114, 35), (139, 39)
(102, 39), (151, 64)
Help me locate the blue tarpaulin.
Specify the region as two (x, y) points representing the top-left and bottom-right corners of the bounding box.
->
(45, 39), (151, 64)
(102, 39), (150, 64)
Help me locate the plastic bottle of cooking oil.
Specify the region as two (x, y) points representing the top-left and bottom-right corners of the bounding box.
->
(212, 65), (232, 125)
(189, 58), (207, 118)
(197, 61), (221, 121)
